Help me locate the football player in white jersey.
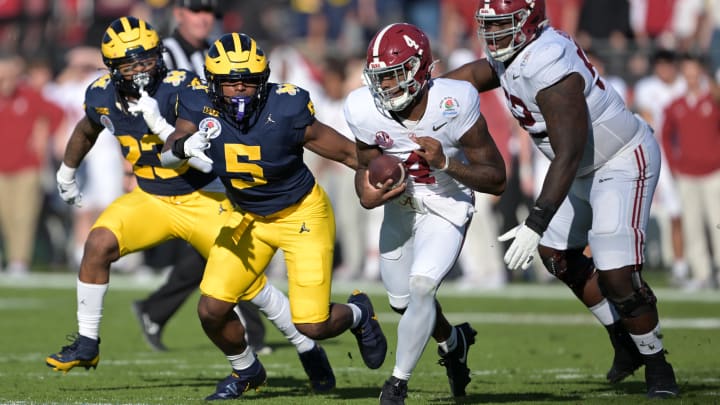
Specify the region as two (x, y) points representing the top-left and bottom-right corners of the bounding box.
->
(446, 0), (678, 399)
(345, 23), (506, 404)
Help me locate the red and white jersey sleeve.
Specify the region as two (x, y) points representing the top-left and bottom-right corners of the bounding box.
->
(344, 78), (479, 197)
(490, 27), (646, 176)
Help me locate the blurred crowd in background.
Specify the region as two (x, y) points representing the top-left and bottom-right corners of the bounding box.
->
(0, 0), (718, 291)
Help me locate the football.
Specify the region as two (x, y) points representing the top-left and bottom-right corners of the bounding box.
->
(368, 154), (406, 189)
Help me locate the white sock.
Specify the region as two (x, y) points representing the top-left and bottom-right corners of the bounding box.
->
(348, 303), (363, 329)
(251, 283), (315, 353)
(589, 298), (619, 326)
(227, 346), (257, 371)
(438, 326), (458, 354)
(630, 324), (664, 355)
(76, 279), (108, 340)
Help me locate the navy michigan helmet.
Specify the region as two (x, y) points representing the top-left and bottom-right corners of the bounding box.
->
(204, 32), (271, 126)
(101, 16), (167, 98)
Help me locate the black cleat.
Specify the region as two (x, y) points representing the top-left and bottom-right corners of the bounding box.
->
(605, 321), (644, 383)
(645, 353), (679, 399)
(379, 376), (408, 405)
(132, 301), (167, 352)
(348, 290), (387, 369)
(205, 361), (267, 400)
(438, 322), (477, 396)
(46, 334), (100, 373)
(298, 344), (336, 392)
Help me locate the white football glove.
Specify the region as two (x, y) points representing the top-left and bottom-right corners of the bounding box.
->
(497, 223), (541, 271)
(183, 126), (217, 165)
(56, 163), (82, 207)
(127, 90), (174, 141)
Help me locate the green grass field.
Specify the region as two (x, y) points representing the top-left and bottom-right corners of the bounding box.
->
(0, 273), (718, 404)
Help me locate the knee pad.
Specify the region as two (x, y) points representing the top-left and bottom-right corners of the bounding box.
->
(540, 248), (596, 290)
(605, 281), (657, 318)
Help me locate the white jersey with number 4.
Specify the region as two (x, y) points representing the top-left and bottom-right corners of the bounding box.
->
(345, 78), (479, 199)
(489, 27), (644, 177)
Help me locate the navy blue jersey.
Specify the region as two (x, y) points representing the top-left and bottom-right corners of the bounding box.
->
(84, 70), (215, 196)
(198, 83), (317, 216)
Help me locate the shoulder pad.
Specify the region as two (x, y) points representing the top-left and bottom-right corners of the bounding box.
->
(522, 42), (566, 79)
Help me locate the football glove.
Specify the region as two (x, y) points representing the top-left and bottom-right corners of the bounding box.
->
(127, 90), (174, 141)
(498, 223), (541, 271)
(183, 126), (216, 165)
(56, 163), (82, 207)
(160, 126), (217, 170)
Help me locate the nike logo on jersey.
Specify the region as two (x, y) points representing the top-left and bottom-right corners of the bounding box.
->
(512, 74), (520, 80)
(432, 122), (448, 131)
(599, 177), (613, 183)
(299, 222), (310, 233)
(218, 204), (226, 215)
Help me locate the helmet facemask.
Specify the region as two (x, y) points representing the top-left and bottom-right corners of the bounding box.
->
(206, 69), (270, 126)
(101, 17), (166, 99)
(477, 8), (530, 62)
(364, 55), (427, 112)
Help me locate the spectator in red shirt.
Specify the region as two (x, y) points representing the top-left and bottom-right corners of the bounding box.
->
(0, 51), (62, 276)
(661, 53), (720, 290)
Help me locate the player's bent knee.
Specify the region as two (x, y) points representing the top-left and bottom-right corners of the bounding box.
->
(600, 270), (658, 318)
(84, 228), (120, 262)
(197, 296), (235, 327)
(539, 246), (595, 289)
(409, 275), (438, 297)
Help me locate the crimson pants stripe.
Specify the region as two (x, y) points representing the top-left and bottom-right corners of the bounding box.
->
(632, 146), (648, 265)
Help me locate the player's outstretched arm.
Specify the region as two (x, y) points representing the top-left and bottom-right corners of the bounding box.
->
(442, 58), (500, 92)
(303, 120), (358, 170)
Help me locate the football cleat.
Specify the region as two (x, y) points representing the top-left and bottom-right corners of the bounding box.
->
(438, 322), (477, 396)
(46, 334), (100, 373)
(348, 290), (387, 369)
(298, 344), (336, 392)
(205, 361), (267, 400)
(131, 301), (167, 352)
(645, 353), (680, 399)
(379, 376), (408, 405)
(605, 321), (644, 383)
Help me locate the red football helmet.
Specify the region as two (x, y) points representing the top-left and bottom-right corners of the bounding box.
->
(364, 23), (434, 112)
(475, 0), (547, 62)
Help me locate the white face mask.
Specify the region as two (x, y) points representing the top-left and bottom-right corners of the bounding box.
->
(364, 56), (421, 112)
(476, 8), (529, 62)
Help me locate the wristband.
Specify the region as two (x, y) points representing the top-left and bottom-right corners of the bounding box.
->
(433, 154), (450, 172)
(171, 135), (190, 159)
(525, 202), (557, 235)
(57, 162), (77, 182)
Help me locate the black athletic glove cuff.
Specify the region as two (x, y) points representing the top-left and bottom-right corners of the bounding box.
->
(525, 202), (557, 235)
(171, 135), (190, 159)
